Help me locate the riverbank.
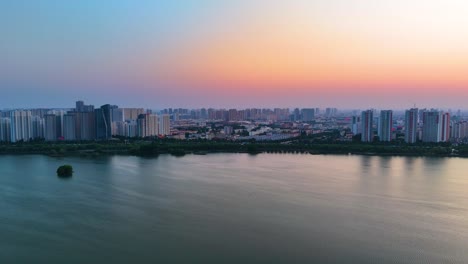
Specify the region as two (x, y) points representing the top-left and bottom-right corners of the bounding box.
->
(0, 140), (466, 158)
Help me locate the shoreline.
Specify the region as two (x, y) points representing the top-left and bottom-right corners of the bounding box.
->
(0, 141), (464, 158)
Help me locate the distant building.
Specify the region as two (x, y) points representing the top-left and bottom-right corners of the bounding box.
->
(31, 116), (44, 140)
(439, 112), (450, 142)
(63, 114), (76, 141)
(301, 108), (315, 122)
(293, 108), (301, 121)
(137, 114), (158, 138)
(361, 110), (373, 142)
(405, 108), (418, 143)
(10, 110), (32, 142)
(95, 104), (113, 140)
(121, 108), (145, 121)
(452, 121), (468, 140)
(111, 108), (124, 123)
(80, 112), (96, 140)
(0, 118), (11, 142)
(224, 126), (233, 135)
(200, 108), (207, 120)
(378, 110), (393, 142)
(127, 120), (138, 137)
(351, 116), (361, 135)
(422, 111), (450, 142)
(228, 109), (238, 121)
(75, 100), (94, 113)
(44, 114), (57, 141)
(326, 108), (338, 117)
(158, 114), (171, 136)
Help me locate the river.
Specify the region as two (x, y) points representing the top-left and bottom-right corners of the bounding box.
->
(1, 154), (468, 263)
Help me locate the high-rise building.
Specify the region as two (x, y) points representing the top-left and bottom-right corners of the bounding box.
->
(228, 109), (238, 121)
(76, 101), (84, 112)
(422, 111), (451, 142)
(378, 110), (393, 142)
(301, 108), (315, 122)
(63, 114), (76, 141)
(293, 108), (301, 121)
(76, 100), (94, 113)
(207, 108), (216, 120)
(111, 108), (124, 123)
(127, 120), (137, 138)
(326, 108), (338, 117)
(351, 116), (361, 135)
(274, 108), (289, 121)
(422, 111), (439, 142)
(46, 110), (65, 139)
(137, 114), (158, 138)
(405, 108), (418, 143)
(113, 121), (128, 137)
(439, 112), (450, 142)
(361, 110), (373, 142)
(0, 118), (11, 142)
(80, 112), (96, 140)
(452, 121), (468, 140)
(158, 114), (171, 136)
(44, 114), (57, 141)
(95, 104), (113, 140)
(10, 110), (32, 142)
(31, 116), (44, 140)
(121, 108), (144, 121)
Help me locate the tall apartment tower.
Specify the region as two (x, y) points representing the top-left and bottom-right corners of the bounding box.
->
(95, 104), (113, 140)
(137, 114), (159, 138)
(422, 111), (451, 142)
(405, 108), (418, 143)
(158, 114), (171, 136)
(80, 112), (96, 140)
(361, 110), (373, 142)
(44, 114), (57, 141)
(0, 118), (11, 142)
(63, 114), (76, 141)
(378, 110), (393, 142)
(10, 110), (32, 143)
(31, 116), (44, 140)
(301, 108), (315, 122)
(439, 112), (450, 142)
(351, 116), (361, 135)
(76, 100), (94, 113)
(122, 108), (144, 121)
(452, 121), (468, 140)
(76, 101), (84, 112)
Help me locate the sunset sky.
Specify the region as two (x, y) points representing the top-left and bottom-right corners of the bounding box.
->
(2, 0), (468, 109)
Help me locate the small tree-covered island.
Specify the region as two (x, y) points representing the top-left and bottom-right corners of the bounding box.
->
(57, 165), (73, 177)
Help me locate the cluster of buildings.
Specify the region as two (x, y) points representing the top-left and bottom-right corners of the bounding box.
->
(355, 109), (456, 143)
(164, 107), (341, 122)
(0, 101), (170, 143)
(1, 102), (468, 144)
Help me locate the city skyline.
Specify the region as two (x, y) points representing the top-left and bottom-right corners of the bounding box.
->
(1, 100), (465, 144)
(3, 1), (468, 108)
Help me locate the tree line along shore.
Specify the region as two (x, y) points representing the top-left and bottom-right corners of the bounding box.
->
(1, 136), (466, 158)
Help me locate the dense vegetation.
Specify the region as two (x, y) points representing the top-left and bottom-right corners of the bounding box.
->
(57, 165), (73, 177)
(0, 133), (464, 158)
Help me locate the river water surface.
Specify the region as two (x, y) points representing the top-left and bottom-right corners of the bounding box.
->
(1, 154), (468, 263)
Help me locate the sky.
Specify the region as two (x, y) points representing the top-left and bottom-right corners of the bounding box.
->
(2, 0), (468, 109)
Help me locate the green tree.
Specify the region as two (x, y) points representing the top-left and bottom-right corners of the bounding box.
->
(57, 165), (73, 177)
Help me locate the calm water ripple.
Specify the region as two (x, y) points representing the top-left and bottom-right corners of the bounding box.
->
(1, 154), (468, 263)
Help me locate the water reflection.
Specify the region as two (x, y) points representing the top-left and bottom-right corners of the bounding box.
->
(377, 156), (392, 176)
(1, 154), (468, 264)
